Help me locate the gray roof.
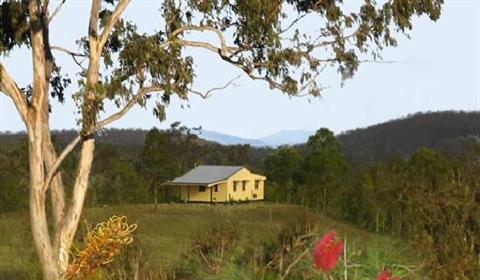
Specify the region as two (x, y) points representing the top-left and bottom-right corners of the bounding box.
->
(169, 165), (244, 185)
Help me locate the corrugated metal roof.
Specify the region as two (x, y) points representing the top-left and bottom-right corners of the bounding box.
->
(169, 165), (244, 185)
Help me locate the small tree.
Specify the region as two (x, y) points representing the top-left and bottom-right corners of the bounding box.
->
(0, 0), (443, 278)
(303, 128), (346, 211)
(138, 127), (180, 208)
(264, 146), (302, 202)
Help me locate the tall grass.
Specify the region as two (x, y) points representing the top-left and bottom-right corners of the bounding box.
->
(0, 204), (422, 279)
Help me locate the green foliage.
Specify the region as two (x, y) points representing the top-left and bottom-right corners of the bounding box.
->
(87, 143), (149, 206)
(402, 148), (479, 278)
(137, 126), (183, 204)
(302, 128), (347, 211)
(265, 146), (302, 184)
(346, 149), (479, 278)
(264, 128), (349, 210)
(304, 128), (346, 183)
(0, 0), (29, 55)
(263, 131), (480, 278)
(0, 138), (29, 212)
(264, 146), (302, 203)
(138, 127), (181, 182)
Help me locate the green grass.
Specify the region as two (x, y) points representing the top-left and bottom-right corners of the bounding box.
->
(0, 203), (420, 279)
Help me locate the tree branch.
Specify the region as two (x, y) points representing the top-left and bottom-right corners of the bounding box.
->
(279, 13), (307, 34)
(173, 38), (288, 93)
(170, 25), (240, 54)
(0, 63), (29, 123)
(189, 74), (242, 99)
(50, 46), (86, 57)
(42, 135), (81, 194)
(98, 0), (131, 51)
(48, 0), (65, 23)
(41, 85), (163, 193)
(97, 85), (163, 128)
(51, 46), (87, 70)
(177, 39), (220, 53)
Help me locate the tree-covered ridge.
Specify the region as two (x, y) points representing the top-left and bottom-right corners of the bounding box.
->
(2, 110), (477, 149)
(338, 110), (480, 161)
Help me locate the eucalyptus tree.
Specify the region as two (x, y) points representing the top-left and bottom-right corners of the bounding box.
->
(138, 127), (180, 209)
(264, 146), (302, 203)
(0, 0), (443, 278)
(304, 128), (346, 210)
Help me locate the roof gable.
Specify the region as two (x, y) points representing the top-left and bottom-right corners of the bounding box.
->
(170, 165), (244, 185)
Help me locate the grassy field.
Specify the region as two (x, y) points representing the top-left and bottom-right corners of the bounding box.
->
(0, 203), (419, 279)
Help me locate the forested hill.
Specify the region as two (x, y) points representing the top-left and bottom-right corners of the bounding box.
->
(0, 128), (215, 147)
(338, 111), (480, 162)
(0, 129), (149, 146)
(1, 111), (478, 162)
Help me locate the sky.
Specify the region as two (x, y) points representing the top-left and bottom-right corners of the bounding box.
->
(0, 0), (479, 139)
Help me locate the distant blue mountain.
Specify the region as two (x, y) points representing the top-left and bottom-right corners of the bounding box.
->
(193, 130), (267, 146)
(194, 129), (314, 147)
(260, 130), (314, 146)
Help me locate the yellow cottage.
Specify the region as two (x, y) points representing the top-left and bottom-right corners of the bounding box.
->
(166, 165), (266, 203)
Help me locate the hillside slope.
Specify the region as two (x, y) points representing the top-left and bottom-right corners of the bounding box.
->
(338, 111), (480, 161)
(0, 204), (416, 279)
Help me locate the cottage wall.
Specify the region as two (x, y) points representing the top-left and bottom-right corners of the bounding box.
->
(180, 181), (229, 202)
(226, 168), (265, 202)
(212, 182), (228, 202)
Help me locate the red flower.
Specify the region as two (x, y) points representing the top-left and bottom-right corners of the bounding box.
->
(312, 230), (344, 272)
(376, 271), (401, 280)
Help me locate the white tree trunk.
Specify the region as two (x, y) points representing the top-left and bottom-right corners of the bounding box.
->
(28, 129), (59, 280)
(0, 0), (130, 277)
(57, 138), (95, 272)
(57, 0), (101, 269)
(27, 0), (61, 278)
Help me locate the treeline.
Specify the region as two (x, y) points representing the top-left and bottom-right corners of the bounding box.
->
(0, 123), (256, 212)
(265, 128), (480, 278)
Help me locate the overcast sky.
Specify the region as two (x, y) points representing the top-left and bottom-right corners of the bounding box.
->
(1, 0), (479, 138)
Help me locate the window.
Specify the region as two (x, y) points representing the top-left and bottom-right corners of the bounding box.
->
(242, 181), (246, 191)
(233, 181), (237, 192)
(255, 180), (260, 190)
(198, 186), (206, 192)
(214, 185), (218, 192)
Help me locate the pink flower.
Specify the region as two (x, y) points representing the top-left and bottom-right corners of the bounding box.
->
(312, 230), (344, 272)
(376, 271), (401, 280)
